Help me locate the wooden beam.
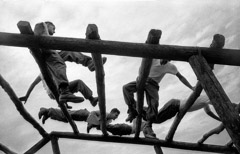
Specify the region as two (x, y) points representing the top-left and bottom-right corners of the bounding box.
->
(51, 136), (61, 154)
(189, 54), (240, 153)
(17, 21), (79, 134)
(165, 81), (203, 141)
(0, 74), (48, 137)
(195, 34), (225, 145)
(0, 32), (240, 66)
(135, 29), (161, 138)
(51, 131), (238, 153)
(24, 137), (50, 154)
(86, 24), (107, 135)
(0, 143), (17, 154)
(154, 145), (164, 154)
(166, 34), (224, 142)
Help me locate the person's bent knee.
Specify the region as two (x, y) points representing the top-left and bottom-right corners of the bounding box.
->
(75, 79), (83, 84)
(122, 84), (130, 92)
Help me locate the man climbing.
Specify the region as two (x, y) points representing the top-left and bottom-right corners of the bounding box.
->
(31, 22), (83, 105)
(123, 58), (194, 138)
(122, 34), (226, 139)
(38, 107), (120, 133)
(106, 95), (219, 137)
(20, 21), (106, 108)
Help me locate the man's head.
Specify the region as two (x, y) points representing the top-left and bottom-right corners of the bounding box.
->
(45, 21), (55, 35)
(109, 108), (120, 120)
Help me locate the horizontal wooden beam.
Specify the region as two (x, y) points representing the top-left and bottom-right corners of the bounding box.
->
(0, 32), (240, 66)
(51, 131), (237, 153)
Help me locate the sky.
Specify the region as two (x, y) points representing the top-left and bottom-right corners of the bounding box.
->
(0, 0), (240, 153)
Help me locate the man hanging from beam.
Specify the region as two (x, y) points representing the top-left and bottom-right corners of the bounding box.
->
(19, 21), (107, 108)
(38, 107), (120, 133)
(123, 58), (194, 139)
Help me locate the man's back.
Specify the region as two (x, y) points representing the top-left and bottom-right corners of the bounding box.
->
(148, 59), (178, 83)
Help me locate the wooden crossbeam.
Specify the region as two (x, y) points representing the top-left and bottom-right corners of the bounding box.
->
(0, 32), (240, 66)
(0, 74), (48, 137)
(24, 137), (50, 154)
(135, 29), (162, 138)
(50, 131), (238, 153)
(189, 54), (240, 153)
(165, 81), (203, 141)
(1, 23), (240, 153)
(17, 21), (79, 134)
(85, 24), (108, 135)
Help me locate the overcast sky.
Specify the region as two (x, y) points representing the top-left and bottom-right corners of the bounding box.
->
(0, 0), (240, 154)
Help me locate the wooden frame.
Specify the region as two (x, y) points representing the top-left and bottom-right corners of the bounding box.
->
(0, 21), (239, 153)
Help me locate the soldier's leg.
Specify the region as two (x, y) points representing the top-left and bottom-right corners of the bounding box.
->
(122, 81), (138, 122)
(155, 99), (180, 124)
(69, 79), (98, 107)
(143, 79), (159, 139)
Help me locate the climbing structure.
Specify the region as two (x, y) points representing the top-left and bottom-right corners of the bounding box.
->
(0, 20), (239, 154)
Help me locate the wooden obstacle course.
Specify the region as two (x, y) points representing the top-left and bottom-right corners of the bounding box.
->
(0, 21), (240, 154)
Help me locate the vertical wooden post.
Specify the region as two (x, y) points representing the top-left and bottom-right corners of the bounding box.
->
(51, 136), (61, 154)
(135, 29), (162, 138)
(165, 81), (203, 141)
(154, 145), (164, 154)
(86, 24), (108, 135)
(17, 21), (79, 134)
